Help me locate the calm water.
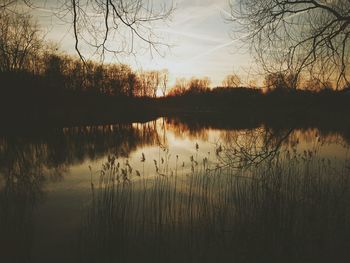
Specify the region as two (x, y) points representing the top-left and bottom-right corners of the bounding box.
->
(1, 117), (349, 262)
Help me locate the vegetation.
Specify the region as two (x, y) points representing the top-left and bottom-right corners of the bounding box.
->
(222, 73), (241, 88)
(1, 11), (350, 128)
(0, 12), (165, 97)
(230, 0), (350, 89)
(1, 118), (350, 262)
(80, 145), (350, 263)
(0, 0), (173, 60)
(2, 1), (350, 263)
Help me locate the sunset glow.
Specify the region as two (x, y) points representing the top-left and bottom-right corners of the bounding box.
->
(1, 1), (350, 262)
(29, 0), (252, 86)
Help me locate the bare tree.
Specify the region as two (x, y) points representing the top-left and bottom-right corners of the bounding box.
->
(168, 77), (187, 96)
(222, 73), (241, 88)
(188, 77), (210, 93)
(160, 68), (169, 96)
(168, 77), (211, 95)
(0, 0), (19, 11)
(264, 71), (300, 90)
(0, 12), (42, 72)
(230, 0), (350, 89)
(68, 0), (174, 62)
(149, 70), (160, 97)
(303, 76), (333, 91)
(137, 70), (154, 97)
(2, 0), (173, 62)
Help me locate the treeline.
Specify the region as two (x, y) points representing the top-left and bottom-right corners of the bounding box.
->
(0, 12), (169, 97)
(2, 11), (349, 100)
(1, 49), (169, 98)
(20, 53), (169, 97)
(159, 86), (350, 130)
(167, 71), (350, 97)
(1, 11), (350, 129)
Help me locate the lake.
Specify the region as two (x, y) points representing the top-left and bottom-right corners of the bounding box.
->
(1, 117), (350, 263)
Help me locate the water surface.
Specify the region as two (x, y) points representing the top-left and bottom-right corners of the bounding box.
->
(1, 117), (349, 262)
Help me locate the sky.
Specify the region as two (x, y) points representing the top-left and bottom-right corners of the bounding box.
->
(28, 0), (254, 87)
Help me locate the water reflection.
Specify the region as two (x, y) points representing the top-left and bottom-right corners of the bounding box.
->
(1, 118), (349, 173)
(0, 140), (46, 262)
(80, 140), (350, 263)
(0, 117), (349, 262)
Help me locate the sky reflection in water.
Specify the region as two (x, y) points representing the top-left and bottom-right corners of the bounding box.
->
(0, 117), (349, 262)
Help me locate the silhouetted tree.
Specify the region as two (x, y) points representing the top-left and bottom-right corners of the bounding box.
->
(43, 54), (66, 89)
(68, 0), (174, 61)
(264, 72), (299, 90)
(188, 77), (211, 94)
(168, 78), (187, 96)
(2, 1), (173, 63)
(0, 12), (42, 73)
(168, 77), (211, 96)
(304, 77), (333, 91)
(137, 71), (153, 97)
(160, 69), (169, 96)
(247, 79), (257, 89)
(222, 73), (241, 88)
(136, 70), (163, 97)
(230, 0), (350, 89)
(149, 71), (160, 97)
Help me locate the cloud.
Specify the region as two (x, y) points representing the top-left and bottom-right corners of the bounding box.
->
(155, 28), (225, 43)
(183, 30), (254, 63)
(184, 40), (236, 63)
(214, 4), (232, 18)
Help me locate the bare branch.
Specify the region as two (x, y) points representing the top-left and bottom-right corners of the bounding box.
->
(68, 0), (174, 61)
(230, 0), (350, 89)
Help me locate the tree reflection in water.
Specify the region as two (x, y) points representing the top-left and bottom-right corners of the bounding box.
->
(0, 122), (160, 262)
(0, 118), (349, 262)
(0, 137), (58, 262)
(79, 134), (350, 263)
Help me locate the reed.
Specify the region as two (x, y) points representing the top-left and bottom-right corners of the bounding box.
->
(79, 147), (350, 263)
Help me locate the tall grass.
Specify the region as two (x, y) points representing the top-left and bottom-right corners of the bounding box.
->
(80, 149), (350, 263)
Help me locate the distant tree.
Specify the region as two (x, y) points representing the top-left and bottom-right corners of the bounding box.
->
(222, 74), (241, 88)
(284, 72), (300, 90)
(187, 77), (211, 94)
(120, 65), (134, 96)
(264, 72), (299, 90)
(160, 69), (169, 96)
(0, 13), (42, 73)
(137, 71), (154, 97)
(230, 0), (350, 89)
(168, 78), (186, 96)
(92, 64), (105, 93)
(168, 77), (211, 96)
(137, 71), (146, 96)
(68, 58), (85, 90)
(104, 64), (132, 96)
(127, 72), (137, 97)
(265, 73), (284, 90)
(175, 78), (187, 91)
(43, 54), (66, 89)
(247, 79), (257, 89)
(134, 70), (163, 97)
(304, 77), (333, 91)
(149, 71), (160, 98)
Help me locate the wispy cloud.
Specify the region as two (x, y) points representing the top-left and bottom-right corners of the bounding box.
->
(156, 28), (225, 43)
(183, 30), (253, 63)
(214, 4), (232, 18)
(184, 40), (236, 63)
(172, 4), (219, 28)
